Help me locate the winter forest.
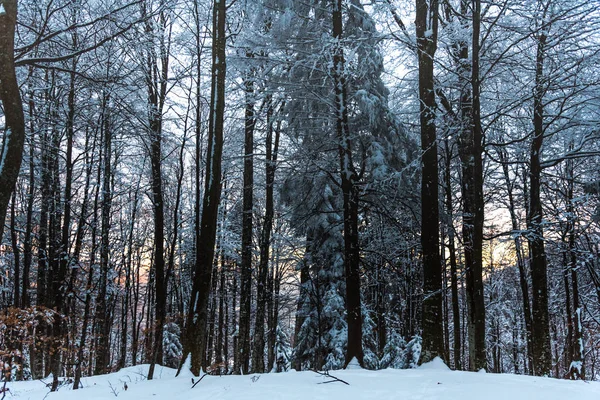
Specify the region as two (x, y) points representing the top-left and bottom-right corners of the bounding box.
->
(1, 0), (600, 392)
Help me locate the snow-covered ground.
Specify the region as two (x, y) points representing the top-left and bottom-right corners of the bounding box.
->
(6, 359), (600, 400)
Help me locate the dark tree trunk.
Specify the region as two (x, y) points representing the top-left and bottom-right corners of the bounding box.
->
(266, 260), (276, 372)
(566, 156), (584, 380)
(563, 251), (573, 371)
(267, 104), (282, 372)
(332, 0), (363, 368)
(145, 258), (155, 364)
(232, 268), (239, 373)
(415, 0), (444, 364)
(223, 268), (230, 373)
(132, 245), (145, 366)
(272, 264), (282, 371)
(146, 3), (171, 379)
(50, 59), (78, 391)
(375, 263), (387, 358)
(457, 0), (486, 371)
(528, 27), (552, 377)
(240, 61), (256, 374)
(95, 91), (112, 376)
(268, 264), (280, 371)
(254, 97), (280, 373)
(60, 66), (76, 310)
(37, 94), (51, 310)
(48, 60), (79, 392)
(215, 251), (226, 368)
(22, 108), (34, 308)
(0, 0), (26, 242)
(442, 254), (450, 364)
(11, 192), (20, 308)
(183, 0), (227, 376)
(47, 118), (61, 383)
(21, 66), (38, 310)
(148, 125), (167, 380)
(146, 65), (167, 381)
(206, 260), (219, 365)
(74, 130), (102, 390)
(443, 140), (461, 370)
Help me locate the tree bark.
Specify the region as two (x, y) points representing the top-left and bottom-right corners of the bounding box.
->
(266, 108), (282, 372)
(74, 128), (101, 389)
(0, 0), (25, 242)
(416, 0), (445, 364)
(457, 0), (486, 371)
(566, 156), (584, 379)
(183, 0), (227, 376)
(95, 91), (113, 376)
(11, 192), (20, 308)
(443, 140), (461, 370)
(528, 25), (552, 377)
(146, 5), (170, 378)
(331, 0), (363, 368)
(215, 250), (226, 369)
(240, 59), (256, 374)
(253, 97), (280, 372)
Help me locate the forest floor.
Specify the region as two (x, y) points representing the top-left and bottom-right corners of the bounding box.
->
(5, 358), (600, 400)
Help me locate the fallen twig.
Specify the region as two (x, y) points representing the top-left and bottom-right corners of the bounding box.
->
(311, 370), (350, 385)
(1, 380), (9, 400)
(191, 373), (208, 389)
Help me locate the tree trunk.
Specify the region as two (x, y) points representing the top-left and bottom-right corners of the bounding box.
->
(21, 67), (37, 309)
(95, 91), (112, 376)
(68, 126), (93, 315)
(443, 140), (461, 370)
(240, 60), (256, 374)
(456, 0), (486, 371)
(50, 60), (78, 391)
(293, 233), (312, 371)
(0, 0), (26, 242)
(118, 176), (140, 370)
(254, 97), (280, 373)
(206, 260), (219, 365)
(182, 0), (227, 376)
(146, 70), (167, 381)
(146, 3), (171, 379)
(332, 0), (363, 368)
(416, 0), (444, 364)
(563, 251), (573, 371)
(566, 156), (584, 379)
(215, 251), (226, 369)
(74, 131), (102, 389)
(11, 192), (20, 308)
(528, 27), (552, 377)
(232, 268), (239, 373)
(37, 89), (51, 310)
(498, 153), (533, 374)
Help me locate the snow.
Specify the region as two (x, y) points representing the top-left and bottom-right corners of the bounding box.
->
(5, 363), (600, 400)
(419, 356), (450, 371)
(0, 3), (5, 15)
(345, 357), (362, 369)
